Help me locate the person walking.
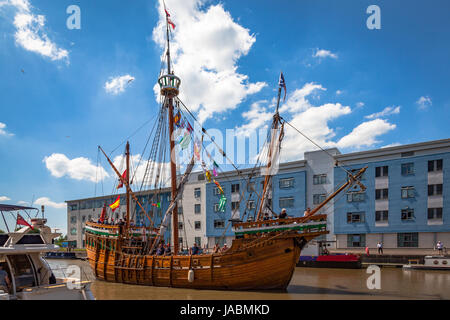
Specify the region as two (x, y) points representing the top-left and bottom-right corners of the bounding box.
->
(436, 241), (444, 255)
(377, 242), (383, 255)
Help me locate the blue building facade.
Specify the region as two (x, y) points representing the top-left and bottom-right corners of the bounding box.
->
(204, 161), (307, 247)
(333, 139), (450, 249)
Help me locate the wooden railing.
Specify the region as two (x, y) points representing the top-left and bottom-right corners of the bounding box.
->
(233, 214), (327, 230)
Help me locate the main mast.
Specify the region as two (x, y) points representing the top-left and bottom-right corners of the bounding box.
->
(158, 6), (181, 253)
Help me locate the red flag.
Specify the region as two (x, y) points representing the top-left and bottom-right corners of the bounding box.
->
(167, 18), (176, 29)
(17, 214), (33, 229)
(165, 8), (176, 29)
(99, 204), (107, 223)
(117, 169), (127, 189)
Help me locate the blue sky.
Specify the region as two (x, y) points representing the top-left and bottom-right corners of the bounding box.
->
(0, 0), (449, 235)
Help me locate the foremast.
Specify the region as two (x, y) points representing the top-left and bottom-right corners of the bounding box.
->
(256, 74), (285, 221)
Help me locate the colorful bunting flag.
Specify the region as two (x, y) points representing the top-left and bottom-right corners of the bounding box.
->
(218, 195), (227, 212)
(186, 121), (193, 133)
(179, 132), (191, 149)
(194, 138), (201, 161)
(151, 202), (161, 208)
(174, 111), (181, 127)
(214, 180), (224, 195)
(205, 170), (212, 182)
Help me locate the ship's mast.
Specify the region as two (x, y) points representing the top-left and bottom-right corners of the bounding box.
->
(125, 141), (130, 232)
(256, 81), (283, 221)
(159, 5), (181, 253)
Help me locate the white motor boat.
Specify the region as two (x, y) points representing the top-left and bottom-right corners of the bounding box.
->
(403, 255), (450, 271)
(0, 204), (94, 300)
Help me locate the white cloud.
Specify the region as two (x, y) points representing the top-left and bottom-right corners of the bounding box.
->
(279, 82), (325, 114)
(43, 153), (109, 182)
(336, 90), (343, 95)
(381, 142), (401, 148)
(236, 82), (397, 161)
(235, 100), (273, 137)
(334, 119), (396, 149)
(365, 105), (400, 119)
(1, 0), (69, 62)
(17, 200), (29, 205)
(313, 49), (338, 59)
(0, 122), (14, 136)
(0, 196), (11, 201)
(356, 102), (365, 108)
(152, 0), (266, 123)
(104, 75), (135, 95)
(416, 96), (432, 110)
(112, 154), (171, 188)
(34, 197), (66, 209)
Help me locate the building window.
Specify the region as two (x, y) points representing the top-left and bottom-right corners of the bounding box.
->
(214, 186), (225, 195)
(231, 184), (240, 193)
(375, 210), (389, 222)
(428, 159), (443, 172)
(178, 222), (183, 230)
(428, 184), (443, 196)
(194, 204), (201, 214)
(347, 192), (365, 202)
(194, 221), (201, 230)
(231, 201), (240, 211)
(70, 228), (77, 235)
(347, 212), (365, 223)
(247, 200), (256, 210)
(194, 188), (201, 198)
(194, 237), (201, 246)
(375, 166), (388, 177)
(247, 182), (256, 192)
(401, 186), (415, 199)
(375, 188), (389, 200)
(69, 204), (78, 211)
(313, 174), (327, 185)
(197, 174), (205, 181)
(178, 206), (183, 215)
(279, 178), (294, 189)
(428, 208), (443, 220)
(401, 208), (415, 221)
(398, 233), (418, 247)
(313, 194), (327, 205)
(401, 163), (414, 175)
(70, 216), (77, 224)
(214, 220), (225, 229)
(214, 203), (220, 212)
(347, 234), (366, 247)
(279, 197), (294, 208)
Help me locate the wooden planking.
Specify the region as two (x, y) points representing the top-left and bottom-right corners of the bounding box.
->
(85, 232), (313, 290)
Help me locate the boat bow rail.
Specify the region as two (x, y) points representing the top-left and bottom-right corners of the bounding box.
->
(233, 214), (328, 237)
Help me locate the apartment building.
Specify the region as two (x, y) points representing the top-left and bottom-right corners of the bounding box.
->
(333, 138), (450, 250)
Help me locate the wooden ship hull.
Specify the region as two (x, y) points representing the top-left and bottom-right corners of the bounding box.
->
(85, 217), (327, 290)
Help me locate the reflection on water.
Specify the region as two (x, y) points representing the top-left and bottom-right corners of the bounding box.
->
(46, 259), (450, 300)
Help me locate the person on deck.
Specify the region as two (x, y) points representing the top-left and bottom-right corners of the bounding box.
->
(263, 213), (270, 221)
(190, 242), (199, 255)
(0, 264), (11, 293)
(221, 243), (229, 253)
(213, 243), (220, 254)
(279, 208), (287, 219)
(156, 243), (165, 256)
(303, 207), (311, 217)
(164, 244), (172, 256)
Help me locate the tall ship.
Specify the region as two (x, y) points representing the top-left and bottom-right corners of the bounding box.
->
(84, 6), (366, 290)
